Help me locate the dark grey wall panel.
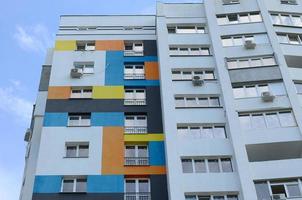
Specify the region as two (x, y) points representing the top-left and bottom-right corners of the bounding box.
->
(229, 66), (282, 83)
(143, 40), (157, 56)
(38, 65), (51, 91)
(45, 87), (163, 133)
(32, 193), (123, 200)
(150, 175), (168, 200)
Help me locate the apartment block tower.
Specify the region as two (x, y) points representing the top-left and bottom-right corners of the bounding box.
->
(20, 1), (302, 200)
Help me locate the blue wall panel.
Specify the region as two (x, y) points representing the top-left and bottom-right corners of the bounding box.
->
(33, 176), (62, 193)
(91, 112), (124, 126)
(87, 175), (124, 193)
(124, 56), (158, 62)
(149, 142), (166, 166)
(124, 80), (160, 86)
(43, 112), (68, 127)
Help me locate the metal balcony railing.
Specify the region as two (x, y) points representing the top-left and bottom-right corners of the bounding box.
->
(124, 126), (147, 134)
(124, 73), (145, 80)
(124, 192), (151, 200)
(125, 157), (149, 166)
(124, 99), (146, 106)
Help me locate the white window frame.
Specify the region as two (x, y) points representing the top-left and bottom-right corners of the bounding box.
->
(226, 56), (277, 70)
(169, 46), (210, 56)
(125, 145), (149, 158)
(175, 96), (221, 108)
(277, 33), (302, 45)
(177, 124), (227, 139)
(281, 0), (298, 5)
(124, 88), (146, 105)
(185, 194), (239, 200)
(167, 25), (206, 34)
(61, 177), (87, 193)
(171, 69), (215, 81)
(68, 114), (91, 127)
(124, 41), (144, 56)
(217, 12), (262, 25)
(65, 142), (89, 158)
(221, 34), (269, 47)
(124, 178), (151, 193)
(181, 157), (233, 173)
(74, 62), (94, 74)
(70, 87), (93, 99)
(268, 179), (302, 198)
(124, 64), (145, 79)
(76, 41), (95, 51)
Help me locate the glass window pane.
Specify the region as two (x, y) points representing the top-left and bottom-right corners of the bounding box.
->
(190, 127), (201, 138)
(278, 34), (289, 43)
(76, 179), (87, 192)
(251, 58), (262, 67)
(217, 16), (228, 25)
(279, 112), (296, 127)
(194, 160), (207, 173)
(288, 34), (300, 44)
(198, 196), (211, 200)
(66, 146), (77, 157)
(202, 127), (213, 138)
(172, 71), (182, 80)
(222, 37), (233, 47)
(262, 57), (276, 66)
(271, 14), (281, 24)
(239, 115), (252, 130)
(208, 159), (220, 173)
(221, 158), (233, 172)
(287, 184), (301, 197)
(213, 196), (225, 200)
(270, 82), (286, 96)
(233, 87), (245, 98)
(125, 146), (136, 157)
(265, 113), (280, 128)
(227, 60), (238, 69)
(125, 180), (136, 193)
(227, 195), (239, 200)
(198, 98), (209, 107)
(295, 83), (302, 93)
(233, 37), (243, 46)
(239, 60), (250, 68)
(78, 145), (89, 157)
(239, 14), (249, 23)
(245, 86), (258, 97)
(292, 16), (302, 27)
(213, 127), (226, 138)
(200, 48), (210, 55)
(281, 15), (291, 25)
(138, 146), (148, 157)
(251, 114), (266, 129)
(209, 97), (220, 106)
(228, 14), (239, 24)
(182, 159), (193, 173)
(185, 196), (197, 200)
(138, 180), (149, 193)
(204, 71), (215, 79)
(177, 127), (189, 135)
(187, 98), (198, 107)
(175, 97), (185, 107)
(250, 13), (262, 22)
(63, 180), (74, 192)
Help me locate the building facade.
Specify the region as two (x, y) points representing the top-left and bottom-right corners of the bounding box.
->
(20, 1), (302, 200)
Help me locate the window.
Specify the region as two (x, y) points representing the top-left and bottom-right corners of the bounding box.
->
(125, 179), (150, 200)
(217, 12), (262, 25)
(68, 114), (91, 127)
(74, 62), (94, 74)
(281, 0), (298, 5)
(124, 63), (145, 79)
(169, 46), (210, 56)
(125, 145), (149, 165)
(124, 89), (146, 105)
(238, 110), (296, 130)
(295, 82), (302, 94)
(171, 69), (215, 81)
(125, 115), (147, 134)
(65, 142), (89, 158)
(221, 34), (268, 47)
(277, 33), (302, 45)
(232, 82), (286, 99)
(227, 56), (277, 69)
(124, 41), (144, 56)
(222, 0), (240, 5)
(167, 25), (206, 34)
(70, 87), (92, 98)
(181, 158), (233, 173)
(271, 180), (301, 198)
(175, 96), (221, 108)
(76, 41), (95, 51)
(61, 177), (87, 193)
(185, 195), (238, 200)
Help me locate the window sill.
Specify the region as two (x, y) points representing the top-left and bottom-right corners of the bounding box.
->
(273, 24), (302, 28)
(234, 95), (286, 100)
(227, 65), (278, 70)
(280, 42), (302, 46)
(170, 55), (212, 57)
(175, 106), (223, 109)
(222, 3), (240, 5)
(219, 21), (263, 26)
(63, 156), (89, 159)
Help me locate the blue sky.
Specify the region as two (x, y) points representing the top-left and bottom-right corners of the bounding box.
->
(0, 0), (200, 199)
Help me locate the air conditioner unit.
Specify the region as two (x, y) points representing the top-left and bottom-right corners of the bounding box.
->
(244, 40), (256, 49)
(192, 76), (204, 86)
(70, 68), (83, 78)
(261, 91), (275, 102)
(271, 194), (286, 200)
(24, 128), (32, 142)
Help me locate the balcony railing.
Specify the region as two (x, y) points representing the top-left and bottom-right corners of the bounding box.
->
(125, 157), (149, 166)
(124, 193), (151, 200)
(124, 73), (145, 80)
(124, 126), (147, 134)
(124, 50), (144, 56)
(124, 99), (146, 106)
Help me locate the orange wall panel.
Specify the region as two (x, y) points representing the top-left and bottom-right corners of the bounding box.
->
(48, 86), (71, 99)
(95, 40), (124, 51)
(102, 127), (124, 174)
(145, 62), (159, 80)
(124, 166), (166, 175)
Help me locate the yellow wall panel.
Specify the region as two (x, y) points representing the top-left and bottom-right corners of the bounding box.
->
(124, 134), (164, 142)
(54, 40), (76, 51)
(92, 86), (124, 99)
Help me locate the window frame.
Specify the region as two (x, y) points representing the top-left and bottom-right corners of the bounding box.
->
(65, 142), (89, 158)
(61, 177), (87, 193)
(68, 114), (91, 127)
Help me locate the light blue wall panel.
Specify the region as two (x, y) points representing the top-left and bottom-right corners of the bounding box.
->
(87, 175), (124, 193)
(43, 112), (68, 127)
(91, 112), (124, 126)
(33, 176), (62, 193)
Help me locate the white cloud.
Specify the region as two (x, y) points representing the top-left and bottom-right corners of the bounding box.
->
(0, 82), (33, 123)
(14, 24), (54, 54)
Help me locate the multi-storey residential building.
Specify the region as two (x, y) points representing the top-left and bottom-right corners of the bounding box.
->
(20, 1), (302, 200)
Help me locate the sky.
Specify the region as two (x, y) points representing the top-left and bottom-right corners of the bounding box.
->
(0, 0), (201, 199)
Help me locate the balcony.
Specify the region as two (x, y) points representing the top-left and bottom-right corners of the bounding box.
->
(124, 99), (146, 106)
(124, 157), (149, 166)
(124, 50), (144, 57)
(124, 73), (145, 80)
(124, 193), (151, 200)
(124, 126), (147, 134)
